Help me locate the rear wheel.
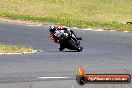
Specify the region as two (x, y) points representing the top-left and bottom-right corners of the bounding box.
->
(68, 40), (82, 52)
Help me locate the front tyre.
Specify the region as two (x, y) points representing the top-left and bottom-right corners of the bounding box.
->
(77, 46), (83, 52)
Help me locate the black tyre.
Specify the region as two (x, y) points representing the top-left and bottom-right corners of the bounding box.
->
(68, 40), (82, 52)
(77, 46), (83, 52)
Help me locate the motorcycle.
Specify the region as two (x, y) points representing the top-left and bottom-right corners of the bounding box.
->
(57, 30), (83, 52)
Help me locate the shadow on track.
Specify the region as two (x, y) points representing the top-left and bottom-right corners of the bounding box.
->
(47, 50), (79, 52)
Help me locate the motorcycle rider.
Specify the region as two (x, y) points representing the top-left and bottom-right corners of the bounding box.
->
(49, 25), (82, 51)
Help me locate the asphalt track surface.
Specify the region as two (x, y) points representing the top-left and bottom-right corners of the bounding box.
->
(0, 21), (132, 88)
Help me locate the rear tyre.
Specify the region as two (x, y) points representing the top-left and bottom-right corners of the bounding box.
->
(68, 40), (82, 52)
(59, 47), (65, 51)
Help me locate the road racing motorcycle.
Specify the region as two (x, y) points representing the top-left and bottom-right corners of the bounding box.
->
(57, 30), (83, 52)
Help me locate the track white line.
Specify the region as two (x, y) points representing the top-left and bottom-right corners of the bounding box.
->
(72, 27), (79, 29)
(94, 29), (105, 31)
(37, 76), (71, 79)
(26, 24), (43, 27)
(0, 50), (38, 55)
(82, 28), (93, 30)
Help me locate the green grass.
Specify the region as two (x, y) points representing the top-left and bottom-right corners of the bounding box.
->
(0, 44), (33, 53)
(0, 0), (132, 31)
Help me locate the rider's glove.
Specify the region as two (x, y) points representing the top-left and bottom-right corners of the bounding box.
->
(54, 30), (64, 37)
(63, 33), (69, 37)
(56, 39), (60, 43)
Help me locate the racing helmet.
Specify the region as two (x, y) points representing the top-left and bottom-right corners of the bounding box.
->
(49, 25), (56, 33)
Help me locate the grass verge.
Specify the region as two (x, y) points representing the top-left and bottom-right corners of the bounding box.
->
(0, 44), (34, 54)
(0, 12), (132, 31)
(0, 0), (132, 31)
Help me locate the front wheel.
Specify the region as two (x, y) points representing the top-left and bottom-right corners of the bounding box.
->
(77, 46), (83, 52)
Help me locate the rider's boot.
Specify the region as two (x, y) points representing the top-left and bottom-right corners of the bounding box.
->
(76, 37), (82, 40)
